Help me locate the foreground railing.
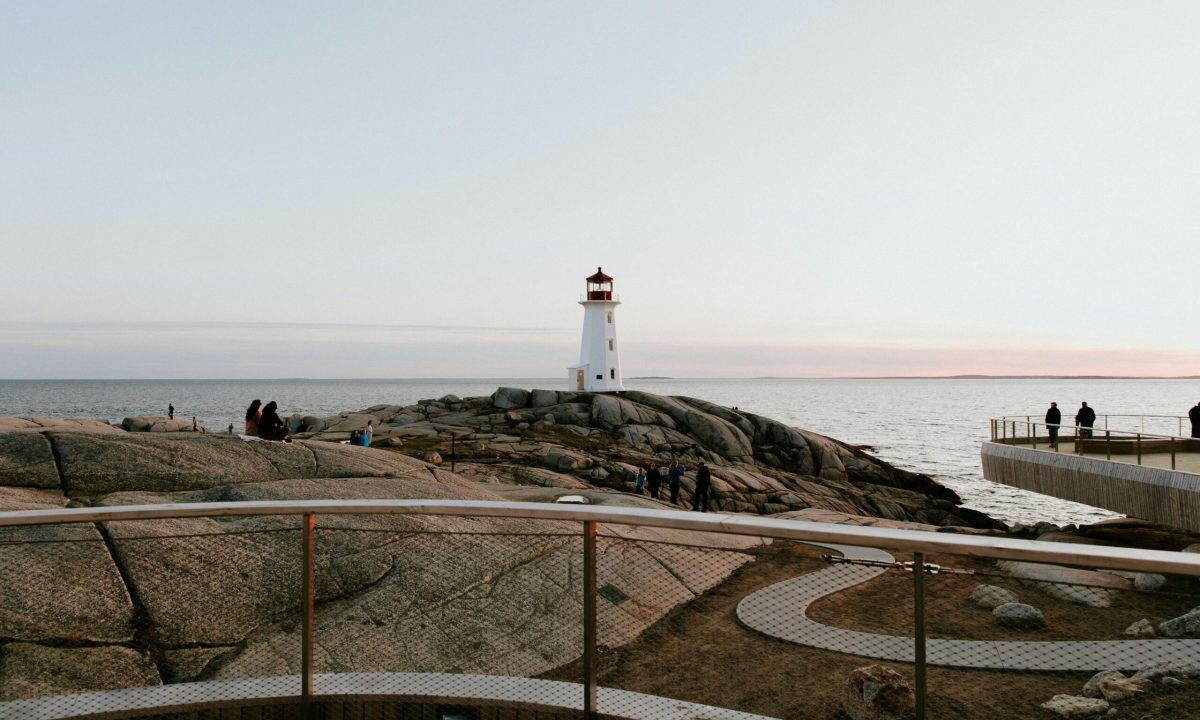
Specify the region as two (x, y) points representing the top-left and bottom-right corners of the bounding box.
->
(989, 415), (1200, 471)
(2, 500), (1200, 720)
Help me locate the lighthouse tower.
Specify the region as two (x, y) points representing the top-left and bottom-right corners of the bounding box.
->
(567, 267), (624, 392)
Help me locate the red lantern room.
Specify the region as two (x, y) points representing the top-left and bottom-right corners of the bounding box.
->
(586, 267), (613, 301)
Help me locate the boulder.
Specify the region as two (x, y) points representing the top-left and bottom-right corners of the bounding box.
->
(121, 416), (195, 433)
(969, 584), (1019, 609)
(0, 487), (134, 644)
(1124, 619), (1155, 637)
(840, 664), (915, 720)
(1081, 670), (1124, 698)
(492, 387), (529, 410)
(529, 389), (559, 408)
(992, 602), (1045, 629)
(995, 561), (1128, 607)
(0, 432), (60, 488)
(1158, 606), (1200, 637)
(0, 644), (160, 701)
(1040, 695), (1109, 719)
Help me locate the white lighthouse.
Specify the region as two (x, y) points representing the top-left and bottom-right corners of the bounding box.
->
(567, 267), (624, 392)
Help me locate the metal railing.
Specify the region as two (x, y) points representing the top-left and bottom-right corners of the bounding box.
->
(2, 500), (1200, 720)
(989, 415), (1200, 471)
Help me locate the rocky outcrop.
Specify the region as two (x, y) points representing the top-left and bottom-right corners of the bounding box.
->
(299, 389), (1000, 530)
(0, 426), (760, 700)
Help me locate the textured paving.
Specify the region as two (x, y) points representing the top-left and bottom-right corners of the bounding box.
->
(736, 543), (1200, 672)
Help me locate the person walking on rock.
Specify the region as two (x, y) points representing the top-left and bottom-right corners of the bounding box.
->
(692, 461), (711, 512)
(668, 461), (684, 505)
(1075, 402), (1096, 440)
(1045, 402), (1061, 448)
(646, 462), (662, 499)
(1190, 401), (1200, 439)
(634, 466), (646, 495)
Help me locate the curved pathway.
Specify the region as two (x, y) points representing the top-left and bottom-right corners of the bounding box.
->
(736, 543), (1200, 672)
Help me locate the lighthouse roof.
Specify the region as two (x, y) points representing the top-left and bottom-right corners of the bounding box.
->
(586, 267), (613, 283)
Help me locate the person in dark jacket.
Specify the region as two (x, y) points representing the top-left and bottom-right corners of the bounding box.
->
(667, 462), (684, 505)
(258, 401), (290, 441)
(646, 462), (662, 499)
(1075, 402), (1096, 439)
(692, 461), (711, 512)
(1190, 401), (1200, 439)
(1045, 402), (1061, 448)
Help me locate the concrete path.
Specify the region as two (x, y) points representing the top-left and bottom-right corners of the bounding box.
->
(736, 543), (1200, 672)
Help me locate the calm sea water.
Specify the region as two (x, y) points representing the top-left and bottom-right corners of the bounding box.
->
(2, 377), (1196, 527)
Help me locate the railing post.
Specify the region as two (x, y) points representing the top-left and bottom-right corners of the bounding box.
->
(1031, 422), (1037, 449)
(1136, 434), (1142, 465)
(1106, 430), (1111, 460)
(913, 552), (926, 720)
(301, 512), (315, 719)
(1171, 436), (1176, 470)
(583, 520), (598, 719)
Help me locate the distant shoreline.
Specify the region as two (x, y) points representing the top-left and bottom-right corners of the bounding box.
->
(2, 375), (1199, 382)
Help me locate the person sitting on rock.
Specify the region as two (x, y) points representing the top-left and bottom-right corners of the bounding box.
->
(257, 401), (290, 441)
(244, 399), (262, 436)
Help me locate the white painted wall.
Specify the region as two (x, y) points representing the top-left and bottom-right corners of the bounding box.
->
(571, 299), (623, 392)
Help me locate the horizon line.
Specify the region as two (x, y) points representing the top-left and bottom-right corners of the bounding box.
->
(2, 374), (1198, 382)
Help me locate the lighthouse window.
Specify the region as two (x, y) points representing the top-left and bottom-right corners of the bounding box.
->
(606, 312), (612, 324)
(596, 374), (603, 380)
(608, 339), (614, 351)
(610, 368), (615, 379)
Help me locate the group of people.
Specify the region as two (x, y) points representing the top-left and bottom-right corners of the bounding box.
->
(1044, 400), (1200, 447)
(1041, 401), (1096, 447)
(350, 421), (374, 447)
(632, 460), (713, 512)
(244, 399), (291, 442)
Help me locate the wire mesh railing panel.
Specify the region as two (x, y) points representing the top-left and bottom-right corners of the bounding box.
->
(312, 517), (584, 712)
(0, 516), (304, 717)
(581, 534), (909, 720)
(918, 552), (1200, 719)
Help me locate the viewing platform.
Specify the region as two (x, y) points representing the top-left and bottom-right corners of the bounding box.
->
(981, 415), (1200, 532)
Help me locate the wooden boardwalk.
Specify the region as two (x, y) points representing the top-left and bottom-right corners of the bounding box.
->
(981, 441), (1200, 532)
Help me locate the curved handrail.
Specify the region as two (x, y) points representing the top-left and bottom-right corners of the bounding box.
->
(4, 499), (1200, 575)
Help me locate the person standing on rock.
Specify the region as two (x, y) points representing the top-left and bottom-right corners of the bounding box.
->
(168, 403), (174, 420)
(1075, 402), (1096, 439)
(258, 401), (290, 441)
(668, 462), (684, 505)
(634, 466), (646, 494)
(1189, 401), (1200, 439)
(692, 461), (711, 512)
(646, 462), (662, 499)
(1045, 402), (1061, 448)
(364, 420), (374, 447)
(244, 399), (262, 436)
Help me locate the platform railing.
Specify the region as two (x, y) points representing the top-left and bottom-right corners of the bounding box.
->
(3, 500), (1200, 720)
(989, 415), (1200, 471)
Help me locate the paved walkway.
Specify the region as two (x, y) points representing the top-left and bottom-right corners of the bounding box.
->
(736, 543), (1200, 672)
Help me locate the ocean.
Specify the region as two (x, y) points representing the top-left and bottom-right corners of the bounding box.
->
(2, 377), (1196, 527)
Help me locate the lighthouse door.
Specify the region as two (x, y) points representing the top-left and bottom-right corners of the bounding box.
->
(575, 369), (585, 391)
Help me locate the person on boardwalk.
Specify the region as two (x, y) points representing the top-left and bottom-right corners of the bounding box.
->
(168, 403), (174, 420)
(1045, 402), (1061, 448)
(692, 461), (711, 512)
(634, 466), (646, 495)
(646, 462), (662, 499)
(258, 401), (290, 441)
(1075, 402), (1096, 439)
(244, 399), (262, 436)
(1190, 401), (1200, 439)
(668, 461), (684, 505)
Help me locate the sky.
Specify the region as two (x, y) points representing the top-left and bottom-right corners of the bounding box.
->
(2, 2), (1198, 378)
